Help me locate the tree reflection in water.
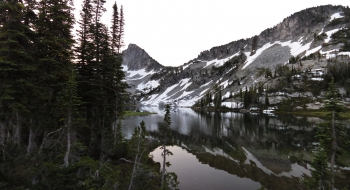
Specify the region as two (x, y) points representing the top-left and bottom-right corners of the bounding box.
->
(122, 107), (350, 190)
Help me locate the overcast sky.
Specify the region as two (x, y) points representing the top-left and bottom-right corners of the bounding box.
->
(74, 0), (350, 66)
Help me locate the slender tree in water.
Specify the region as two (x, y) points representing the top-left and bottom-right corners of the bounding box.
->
(159, 104), (179, 189)
(160, 104), (172, 188)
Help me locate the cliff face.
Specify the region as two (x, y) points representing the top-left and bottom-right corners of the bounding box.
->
(122, 44), (163, 72)
(122, 5), (350, 106)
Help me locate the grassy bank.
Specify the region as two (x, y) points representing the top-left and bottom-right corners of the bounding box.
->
(123, 111), (157, 117)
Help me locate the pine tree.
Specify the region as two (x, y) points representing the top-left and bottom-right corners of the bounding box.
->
(244, 87), (248, 108)
(0, 0), (36, 145)
(129, 121), (149, 190)
(305, 144), (331, 189)
(307, 78), (348, 190)
(75, 0), (127, 159)
(34, 0), (75, 133)
(323, 78), (347, 189)
(160, 104), (173, 188)
(110, 1), (119, 54)
(265, 86), (269, 109)
(56, 70), (83, 167)
(117, 5), (125, 53)
(75, 0), (94, 67)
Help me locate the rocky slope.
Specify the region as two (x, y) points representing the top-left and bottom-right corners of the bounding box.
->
(122, 5), (350, 107)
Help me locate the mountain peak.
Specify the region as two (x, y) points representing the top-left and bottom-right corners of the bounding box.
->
(123, 5), (350, 107)
(122, 44), (163, 72)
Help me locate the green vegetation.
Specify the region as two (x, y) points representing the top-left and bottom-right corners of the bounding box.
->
(0, 1), (177, 189)
(304, 79), (349, 190)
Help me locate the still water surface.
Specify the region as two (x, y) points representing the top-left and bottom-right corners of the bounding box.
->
(122, 107), (350, 190)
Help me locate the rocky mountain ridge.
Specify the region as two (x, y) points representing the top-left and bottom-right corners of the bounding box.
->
(122, 5), (350, 108)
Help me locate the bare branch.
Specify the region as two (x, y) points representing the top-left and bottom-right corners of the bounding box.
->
(39, 127), (64, 154)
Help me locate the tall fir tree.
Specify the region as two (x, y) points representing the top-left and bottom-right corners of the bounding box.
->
(0, 0), (36, 145)
(306, 78), (348, 190)
(323, 78), (347, 189)
(34, 0), (75, 133)
(110, 1), (119, 54)
(117, 5), (125, 53)
(56, 69), (83, 167)
(160, 104), (174, 188)
(75, 0), (127, 159)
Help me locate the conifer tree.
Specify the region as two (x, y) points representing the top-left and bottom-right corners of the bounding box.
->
(56, 70), (83, 167)
(265, 86), (269, 109)
(307, 78), (348, 190)
(110, 1), (119, 54)
(129, 121), (149, 190)
(0, 0), (36, 145)
(305, 144), (331, 189)
(117, 5), (125, 53)
(75, 0), (94, 67)
(323, 78), (347, 189)
(34, 0), (75, 133)
(75, 0), (127, 159)
(160, 104), (173, 188)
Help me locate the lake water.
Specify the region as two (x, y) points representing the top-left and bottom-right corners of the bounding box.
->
(122, 107), (350, 190)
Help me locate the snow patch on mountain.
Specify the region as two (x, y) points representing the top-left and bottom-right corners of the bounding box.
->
(324, 28), (342, 43)
(123, 65), (156, 80)
(223, 92), (230, 98)
(321, 49), (337, 59)
(220, 80), (229, 89)
(330, 12), (344, 21)
(179, 78), (192, 91)
(137, 80), (160, 93)
(243, 42), (277, 69)
(277, 40), (312, 57)
(200, 80), (212, 88)
(183, 61), (194, 70)
(142, 78), (195, 106)
(199, 88), (209, 96)
(177, 90), (194, 100)
(339, 52), (350, 56)
(204, 52), (240, 68)
(305, 45), (322, 57)
(242, 39), (315, 69)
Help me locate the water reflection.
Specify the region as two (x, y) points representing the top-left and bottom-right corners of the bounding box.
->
(122, 107), (350, 190)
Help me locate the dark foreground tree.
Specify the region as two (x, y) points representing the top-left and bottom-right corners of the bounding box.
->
(305, 78), (348, 190)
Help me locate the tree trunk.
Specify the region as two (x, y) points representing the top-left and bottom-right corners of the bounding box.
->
(330, 110), (336, 190)
(128, 153), (138, 190)
(0, 121), (4, 146)
(161, 137), (167, 188)
(26, 124), (37, 155)
(64, 107), (72, 167)
(113, 121), (117, 145)
(14, 112), (21, 145)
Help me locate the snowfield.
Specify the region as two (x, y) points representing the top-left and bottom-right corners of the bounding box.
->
(329, 12), (344, 21)
(204, 52), (240, 68)
(137, 80), (160, 92)
(123, 65), (156, 80)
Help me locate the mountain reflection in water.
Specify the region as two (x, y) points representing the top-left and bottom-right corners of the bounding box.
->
(122, 107), (350, 190)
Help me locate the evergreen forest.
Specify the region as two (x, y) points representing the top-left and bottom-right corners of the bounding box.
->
(0, 0), (175, 189)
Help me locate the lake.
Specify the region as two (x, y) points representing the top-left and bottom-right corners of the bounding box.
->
(122, 107), (350, 190)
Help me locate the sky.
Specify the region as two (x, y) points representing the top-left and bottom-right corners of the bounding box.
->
(74, 0), (350, 67)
